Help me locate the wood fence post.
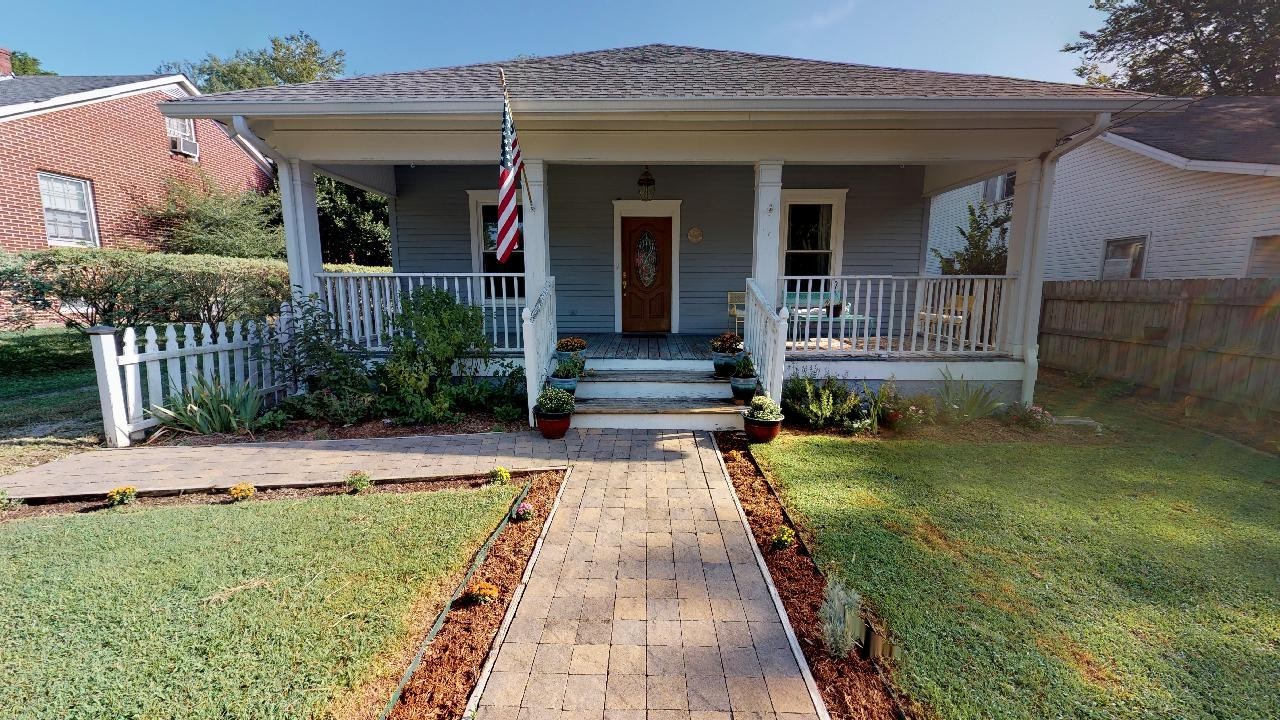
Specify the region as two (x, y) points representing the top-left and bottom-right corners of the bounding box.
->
(87, 325), (130, 448)
(1158, 291), (1190, 402)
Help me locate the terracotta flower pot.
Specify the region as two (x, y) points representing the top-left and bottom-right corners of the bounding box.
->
(743, 415), (783, 443)
(535, 411), (572, 439)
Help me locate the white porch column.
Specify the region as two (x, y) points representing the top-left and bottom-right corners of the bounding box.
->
(1000, 158), (1042, 357)
(278, 159), (323, 297)
(521, 159), (551, 295)
(1019, 158), (1058, 405)
(751, 160), (785, 306)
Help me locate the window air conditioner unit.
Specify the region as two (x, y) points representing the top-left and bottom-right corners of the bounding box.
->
(170, 136), (199, 158)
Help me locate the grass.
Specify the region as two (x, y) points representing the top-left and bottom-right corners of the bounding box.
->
(0, 484), (519, 719)
(0, 328), (101, 476)
(751, 389), (1280, 720)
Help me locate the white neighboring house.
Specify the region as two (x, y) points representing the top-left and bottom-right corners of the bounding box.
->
(928, 96), (1280, 280)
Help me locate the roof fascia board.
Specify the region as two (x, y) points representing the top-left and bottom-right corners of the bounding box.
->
(160, 95), (1177, 119)
(1102, 132), (1280, 177)
(0, 74), (199, 122)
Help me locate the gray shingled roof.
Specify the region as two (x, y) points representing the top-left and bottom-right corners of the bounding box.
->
(176, 44), (1144, 104)
(0, 75), (166, 107)
(1109, 96), (1280, 165)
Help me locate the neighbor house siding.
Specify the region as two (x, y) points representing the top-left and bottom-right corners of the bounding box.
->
(925, 182), (985, 274)
(782, 165), (927, 276)
(1045, 139), (1280, 280)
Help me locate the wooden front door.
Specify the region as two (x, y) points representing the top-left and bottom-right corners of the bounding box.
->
(620, 216), (672, 333)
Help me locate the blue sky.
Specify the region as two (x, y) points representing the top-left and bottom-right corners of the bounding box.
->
(8, 0), (1103, 83)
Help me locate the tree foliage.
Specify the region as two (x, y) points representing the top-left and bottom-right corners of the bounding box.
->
(158, 31), (345, 94)
(932, 201), (1010, 276)
(144, 176), (285, 259)
(10, 50), (55, 76)
(1065, 0), (1280, 95)
(159, 31), (390, 265)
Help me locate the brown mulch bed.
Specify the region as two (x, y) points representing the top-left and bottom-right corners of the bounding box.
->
(0, 472), (526, 522)
(359, 468), (564, 720)
(715, 431), (910, 720)
(153, 412), (527, 447)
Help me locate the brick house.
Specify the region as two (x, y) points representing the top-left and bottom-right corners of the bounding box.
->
(0, 48), (272, 254)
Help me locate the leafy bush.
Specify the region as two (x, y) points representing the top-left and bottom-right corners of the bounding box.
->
(467, 580), (499, 604)
(6, 249), (289, 328)
(105, 485), (137, 507)
(551, 353), (586, 379)
(858, 378), (901, 434)
(0, 252), (37, 332)
(227, 482), (256, 502)
(894, 394), (938, 432)
(1002, 403), (1055, 431)
(936, 368), (1002, 423)
(732, 353), (757, 379)
(267, 295), (369, 394)
(781, 372), (859, 428)
(144, 176), (285, 259)
(0, 489), (24, 511)
(494, 404), (524, 423)
(488, 466), (512, 484)
(512, 501), (534, 521)
(374, 356), (457, 423)
(150, 377), (266, 435)
(747, 396), (784, 422)
(819, 577), (864, 658)
(345, 470), (373, 493)
(282, 388), (378, 426)
(710, 332), (743, 354)
(932, 200), (1010, 275)
(536, 387), (575, 415)
(770, 526), (796, 550)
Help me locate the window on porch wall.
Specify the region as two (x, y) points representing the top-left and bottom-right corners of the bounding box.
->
(479, 204), (525, 298)
(783, 203), (834, 294)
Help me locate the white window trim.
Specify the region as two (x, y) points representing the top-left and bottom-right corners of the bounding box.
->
(777, 189), (847, 278)
(37, 172), (100, 248)
(613, 199), (682, 334)
(166, 116), (196, 143)
(466, 189), (525, 300)
(1099, 235), (1148, 280)
(1246, 232), (1280, 278)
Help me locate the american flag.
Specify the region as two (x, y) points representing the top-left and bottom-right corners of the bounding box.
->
(496, 93), (524, 264)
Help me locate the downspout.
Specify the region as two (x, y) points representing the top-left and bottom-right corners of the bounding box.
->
(1021, 112), (1111, 404)
(230, 115), (283, 163)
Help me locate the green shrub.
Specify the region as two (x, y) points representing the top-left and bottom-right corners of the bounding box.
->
(732, 353), (757, 379)
(770, 526), (796, 550)
(551, 353), (585, 379)
(374, 356), (457, 423)
(1002, 403), (1055, 431)
(345, 470), (373, 493)
(144, 176), (285, 259)
(0, 252), (37, 332)
(494, 404), (524, 423)
(488, 466), (512, 484)
(105, 485), (137, 507)
(281, 388), (377, 425)
(150, 377), (265, 435)
(7, 249), (289, 328)
(781, 372), (858, 428)
(265, 295), (370, 395)
(937, 368), (1002, 424)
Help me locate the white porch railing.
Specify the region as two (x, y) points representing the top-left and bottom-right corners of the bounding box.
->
(743, 278), (789, 403)
(521, 277), (558, 425)
(315, 272), (526, 352)
(780, 275), (1014, 355)
(88, 319), (286, 447)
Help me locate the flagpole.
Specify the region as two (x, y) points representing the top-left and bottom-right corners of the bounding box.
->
(499, 68), (534, 212)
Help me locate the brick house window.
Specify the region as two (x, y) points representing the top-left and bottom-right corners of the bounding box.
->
(38, 172), (99, 247)
(166, 117), (196, 143)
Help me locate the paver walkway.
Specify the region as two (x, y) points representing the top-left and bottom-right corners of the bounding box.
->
(476, 429), (823, 720)
(0, 432), (567, 500)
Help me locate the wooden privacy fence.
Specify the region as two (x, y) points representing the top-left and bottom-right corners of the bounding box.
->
(1038, 278), (1280, 411)
(88, 317), (287, 447)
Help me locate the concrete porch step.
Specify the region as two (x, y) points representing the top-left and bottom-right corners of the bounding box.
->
(575, 370), (728, 399)
(571, 397), (745, 430)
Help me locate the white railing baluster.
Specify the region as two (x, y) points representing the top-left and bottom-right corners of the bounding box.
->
(143, 327), (162, 414)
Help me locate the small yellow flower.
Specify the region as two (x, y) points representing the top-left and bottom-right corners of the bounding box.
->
(468, 581), (500, 604)
(227, 482), (256, 502)
(105, 485), (138, 507)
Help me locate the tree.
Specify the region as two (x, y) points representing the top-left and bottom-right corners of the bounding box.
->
(158, 31), (345, 93)
(932, 202), (1011, 276)
(1064, 0), (1280, 95)
(11, 50), (56, 76)
(144, 176), (286, 259)
(160, 32), (390, 265)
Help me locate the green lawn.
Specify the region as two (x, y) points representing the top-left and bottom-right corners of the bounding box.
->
(0, 485), (518, 719)
(0, 328), (101, 476)
(752, 391), (1280, 720)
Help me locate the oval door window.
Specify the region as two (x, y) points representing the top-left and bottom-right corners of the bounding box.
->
(634, 230), (658, 288)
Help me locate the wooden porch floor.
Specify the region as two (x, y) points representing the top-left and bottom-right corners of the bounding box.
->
(576, 333), (716, 360)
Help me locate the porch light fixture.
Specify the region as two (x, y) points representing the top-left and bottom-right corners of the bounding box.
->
(637, 166), (656, 201)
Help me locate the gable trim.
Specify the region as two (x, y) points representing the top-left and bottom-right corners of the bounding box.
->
(1101, 132), (1280, 178)
(0, 75), (199, 123)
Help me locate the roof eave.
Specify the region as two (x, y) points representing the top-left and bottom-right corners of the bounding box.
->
(1102, 132), (1280, 177)
(160, 94), (1182, 119)
(0, 74), (198, 122)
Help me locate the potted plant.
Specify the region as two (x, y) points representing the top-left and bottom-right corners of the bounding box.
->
(534, 386), (575, 439)
(710, 332), (744, 378)
(743, 396), (784, 443)
(548, 353), (586, 394)
(729, 353), (759, 404)
(556, 336), (587, 361)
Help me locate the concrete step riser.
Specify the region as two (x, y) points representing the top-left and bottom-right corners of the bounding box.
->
(587, 358), (711, 372)
(575, 380), (730, 400)
(571, 413), (744, 431)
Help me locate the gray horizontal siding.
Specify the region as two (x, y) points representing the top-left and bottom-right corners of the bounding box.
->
(392, 165), (490, 273)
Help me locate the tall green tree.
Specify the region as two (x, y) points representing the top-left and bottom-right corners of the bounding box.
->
(160, 32), (390, 265)
(1065, 0), (1280, 95)
(10, 50), (56, 76)
(932, 202), (1011, 276)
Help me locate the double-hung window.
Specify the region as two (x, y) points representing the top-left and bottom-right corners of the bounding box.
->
(467, 191), (525, 299)
(780, 189), (846, 290)
(1102, 237), (1146, 279)
(38, 172), (99, 247)
(166, 117), (196, 143)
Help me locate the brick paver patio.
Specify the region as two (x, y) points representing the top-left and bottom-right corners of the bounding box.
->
(0, 432), (567, 500)
(474, 429), (825, 720)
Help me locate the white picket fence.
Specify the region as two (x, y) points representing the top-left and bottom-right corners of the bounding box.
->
(89, 318), (286, 447)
